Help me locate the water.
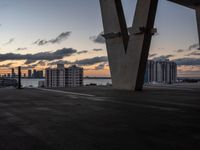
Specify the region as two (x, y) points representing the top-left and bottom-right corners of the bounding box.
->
(84, 79), (111, 86)
(21, 79), (45, 87)
(21, 78), (112, 88)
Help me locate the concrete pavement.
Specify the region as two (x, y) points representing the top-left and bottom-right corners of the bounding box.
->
(0, 86), (200, 150)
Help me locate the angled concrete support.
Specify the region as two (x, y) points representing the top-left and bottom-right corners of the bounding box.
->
(196, 6), (200, 48)
(99, 0), (158, 90)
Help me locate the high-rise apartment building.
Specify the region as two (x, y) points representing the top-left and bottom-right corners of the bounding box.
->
(28, 70), (32, 78)
(11, 68), (15, 78)
(33, 69), (37, 78)
(144, 60), (177, 84)
(45, 64), (83, 88)
(30, 70), (44, 78)
(37, 71), (44, 78)
(65, 65), (83, 87)
(45, 64), (65, 88)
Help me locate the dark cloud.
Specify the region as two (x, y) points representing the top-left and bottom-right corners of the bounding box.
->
(49, 32), (71, 44)
(90, 32), (105, 44)
(48, 56), (108, 67)
(173, 44), (199, 53)
(186, 51), (200, 56)
(27, 60), (46, 67)
(33, 31), (71, 46)
(75, 56), (108, 66)
(37, 61), (46, 66)
(189, 43), (199, 50)
(77, 50), (88, 54)
(48, 60), (71, 66)
(0, 63), (12, 68)
(152, 55), (174, 61)
(16, 47), (27, 51)
(173, 58), (200, 66)
(0, 48), (77, 62)
(176, 49), (185, 53)
(20, 65), (36, 70)
(94, 63), (106, 70)
(4, 38), (15, 45)
(93, 48), (103, 51)
(24, 60), (37, 65)
(33, 40), (48, 46)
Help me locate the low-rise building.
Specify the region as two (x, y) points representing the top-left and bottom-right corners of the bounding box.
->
(0, 78), (18, 87)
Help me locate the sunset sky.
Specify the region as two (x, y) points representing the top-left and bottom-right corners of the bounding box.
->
(0, 0), (199, 77)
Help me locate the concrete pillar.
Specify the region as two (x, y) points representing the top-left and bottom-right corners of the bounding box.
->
(196, 6), (200, 49)
(99, 0), (158, 90)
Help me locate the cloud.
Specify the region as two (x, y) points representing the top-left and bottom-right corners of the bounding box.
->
(0, 63), (12, 68)
(186, 51), (200, 56)
(151, 55), (174, 61)
(24, 60), (46, 66)
(48, 60), (71, 66)
(93, 48), (103, 52)
(16, 47), (27, 51)
(94, 63), (106, 70)
(90, 32), (105, 44)
(28, 60), (46, 67)
(176, 49), (185, 53)
(189, 43), (199, 50)
(173, 58), (200, 66)
(77, 50), (88, 54)
(24, 60), (37, 65)
(20, 65), (36, 70)
(0, 48), (77, 62)
(37, 61), (46, 66)
(33, 40), (48, 46)
(48, 56), (108, 67)
(33, 31), (71, 46)
(75, 56), (108, 66)
(149, 53), (157, 58)
(173, 44), (199, 53)
(4, 38), (15, 45)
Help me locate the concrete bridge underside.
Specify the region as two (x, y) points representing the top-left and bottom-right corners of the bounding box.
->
(99, 0), (200, 91)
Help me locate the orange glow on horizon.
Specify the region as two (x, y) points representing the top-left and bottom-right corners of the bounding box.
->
(84, 69), (110, 77)
(1, 65), (200, 78)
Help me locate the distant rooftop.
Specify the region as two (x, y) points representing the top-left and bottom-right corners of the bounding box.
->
(168, 0), (200, 8)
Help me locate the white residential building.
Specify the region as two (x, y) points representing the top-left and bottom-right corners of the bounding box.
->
(65, 65), (83, 87)
(45, 64), (83, 88)
(144, 60), (177, 84)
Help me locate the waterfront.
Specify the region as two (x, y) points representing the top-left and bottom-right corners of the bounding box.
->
(21, 78), (112, 88)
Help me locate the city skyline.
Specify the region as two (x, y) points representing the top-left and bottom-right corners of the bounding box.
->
(0, 0), (199, 77)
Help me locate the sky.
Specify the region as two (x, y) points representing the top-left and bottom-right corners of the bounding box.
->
(0, 0), (199, 77)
